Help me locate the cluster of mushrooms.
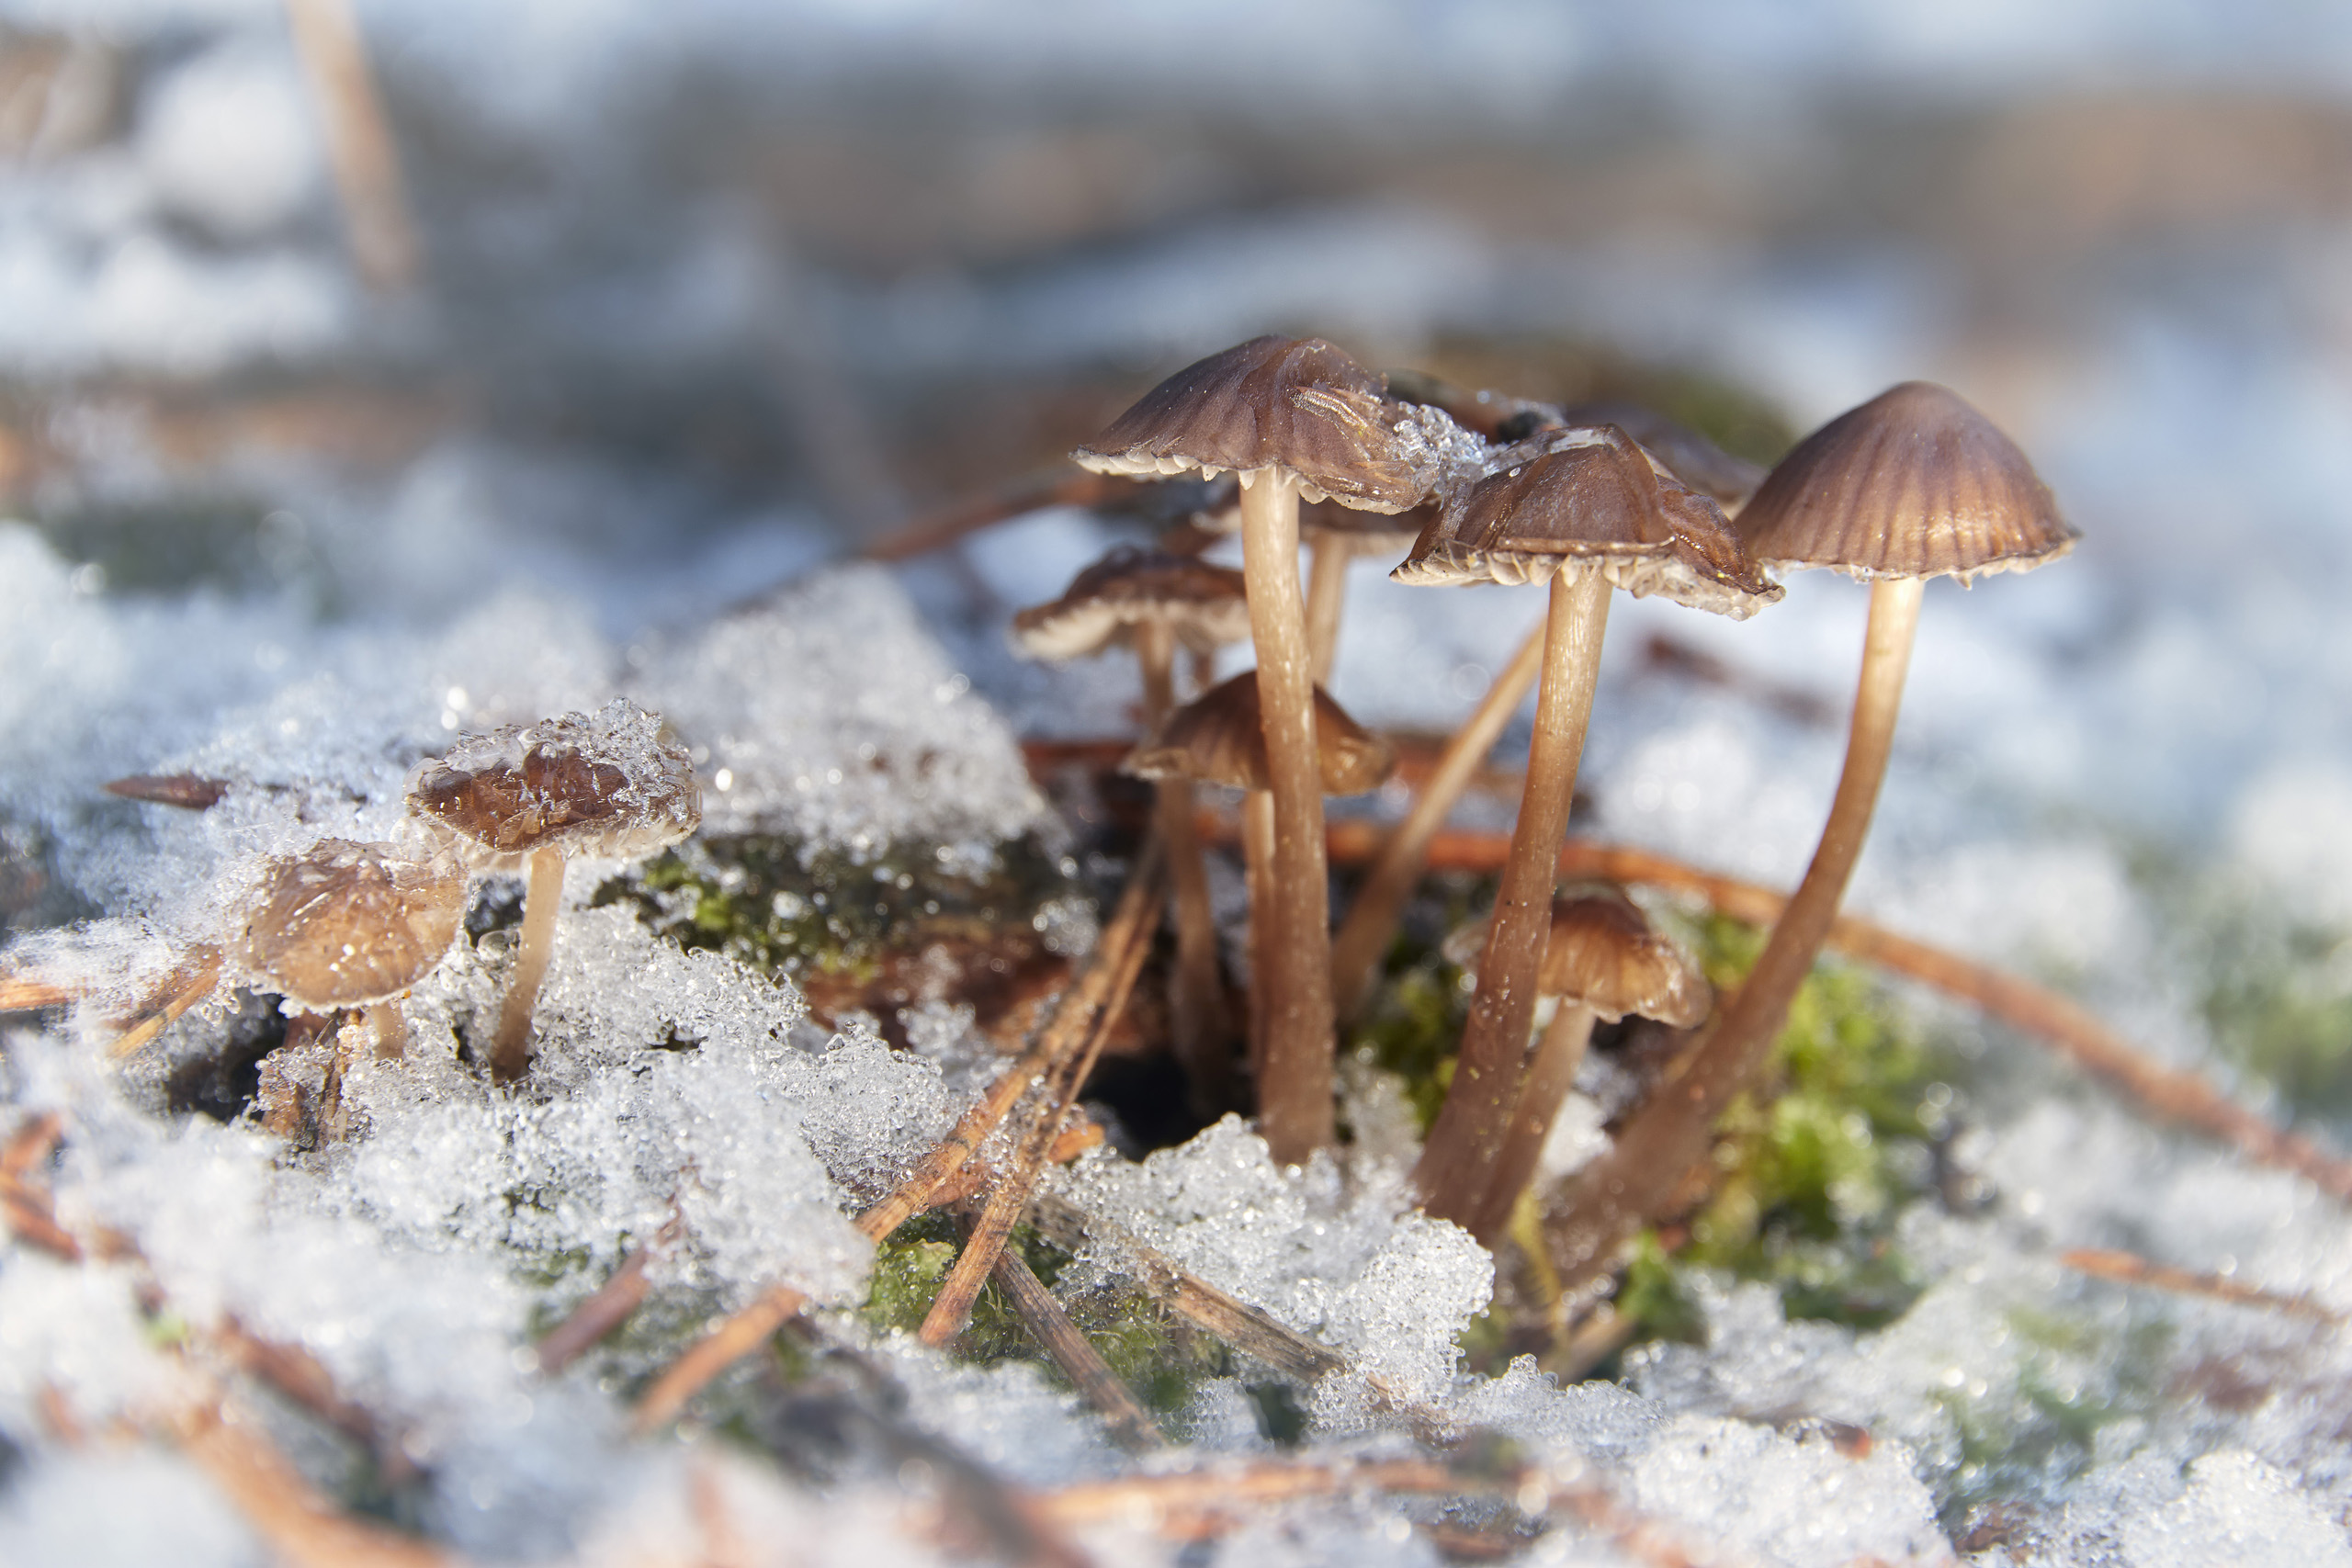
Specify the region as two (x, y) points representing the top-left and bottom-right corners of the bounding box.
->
(234, 698), (700, 1103)
(1016, 335), (2074, 1265)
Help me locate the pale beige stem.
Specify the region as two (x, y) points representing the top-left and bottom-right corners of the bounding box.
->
(1238, 469), (1336, 1162)
(1415, 570), (1610, 1226)
(1330, 618), (1546, 1019)
(1137, 620), (1230, 1105)
(1547, 575), (1924, 1286)
(1241, 788), (1276, 1091)
(282, 0), (422, 295)
(1303, 534), (1352, 683)
(491, 845), (564, 1085)
(367, 1001), (403, 1060)
(1470, 1001), (1594, 1246)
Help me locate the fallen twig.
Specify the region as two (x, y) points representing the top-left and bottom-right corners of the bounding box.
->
(920, 844), (1165, 1347)
(108, 946), (224, 1059)
(631, 1283), (808, 1436)
(537, 1215), (685, 1375)
(2060, 1247), (2344, 1325)
(980, 1222), (1163, 1452)
(176, 1397), (452, 1568)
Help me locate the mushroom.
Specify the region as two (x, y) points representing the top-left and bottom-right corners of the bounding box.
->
(1125, 671), (1394, 1111)
(1451, 886), (1710, 1246)
(1392, 423), (1780, 1229)
(409, 699), (701, 1084)
(1548, 380), (2076, 1283)
(1012, 547), (1253, 1094)
(240, 836), (468, 1056)
(1074, 335), (1477, 1161)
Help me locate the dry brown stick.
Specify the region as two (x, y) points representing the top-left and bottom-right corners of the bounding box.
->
(631, 1283), (808, 1436)
(2060, 1247), (2344, 1325)
(107, 946), (223, 1059)
(537, 1215), (684, 1375)
(2, 1113), (82, 1261)
(213, 1315), (413, 1480)
(1283, 818), (2352, 1203)
(981, 1226), (1163, 1452)
(927, 1121), (1103, 1212)
(0, 975), (76, 1010)
(175, 1398), (453, 1568)
(919, 848), (1165, 1348)
(282, 0), (422, 294)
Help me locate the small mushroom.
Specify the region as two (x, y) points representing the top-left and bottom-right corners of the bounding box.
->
(1012, 547), (1252, 1096)
(1393, 423), (1780, 1230)
(1550, 381), (2076, 1285)
(241, 836), (468, 1057)
(1075, 335), (1477, 1161)
(1125, 672), (1394, 1110)
(1458, 886), (1710, 1246)
(409, 699), (700, 1085)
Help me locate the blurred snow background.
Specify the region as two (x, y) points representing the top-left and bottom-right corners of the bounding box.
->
(5, 1), (2352, 1563)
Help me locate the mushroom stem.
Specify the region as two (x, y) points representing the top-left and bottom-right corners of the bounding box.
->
(1136, 620), (1231, 1109)
(490, 845), (565, 1085)
(1413, 570), (1610, 1226)
(1330, 617), (1546, 1019)
(1547, 574), (1924, 1285)
(1241, 788), (1276, 1092)
(1238, 468), (1337, 1162)
(1468, 1001), (1595, 1246)
(367, 1001), (404, 1060)
(1303, 535), (1351, 683)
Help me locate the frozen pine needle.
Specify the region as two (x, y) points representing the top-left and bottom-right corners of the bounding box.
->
(631, 1283), (809, 1436)
(2060, 1248), (2345, 1325)
(980, 1224), (1163, 1452)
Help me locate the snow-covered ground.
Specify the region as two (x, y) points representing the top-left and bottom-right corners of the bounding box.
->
(5, 4), (2352, 1563)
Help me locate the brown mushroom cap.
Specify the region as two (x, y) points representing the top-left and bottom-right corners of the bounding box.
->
(1071, 335), (1479, 513)
(409, 698), (702, 868)
(1536, 886), (1711, 1026)
(241, 839), (468, 1010)
(1391, 425), (1783, 620)
(1736, 381), (2077, 583)
(1442, 886), (1711, 1027)
(1555, 401), (1767, 513)
(1010, 547), (1252, 661)
(1122, 671), (1396, 795)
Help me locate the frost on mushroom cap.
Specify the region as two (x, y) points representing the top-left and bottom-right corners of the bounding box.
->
(407, 698), (701, 868)
(1010, 547), (1252, 661)
(1736, 380), (2078, 583)
(1392, 424), (1783, 620)
(239, 838), (467, 1010)
(1070, 335), (1484, 513)
(1536, 886), (1712, 1026)
(1122, 671), (1395, 795)
(1442, 886), (1711, 1026)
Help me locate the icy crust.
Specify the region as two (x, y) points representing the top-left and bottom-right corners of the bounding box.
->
(631, 564), (1048, 857)
(1051, 1116), (1493, 1407)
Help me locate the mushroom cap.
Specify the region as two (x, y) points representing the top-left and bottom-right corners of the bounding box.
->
(1390, 425), (1783, 620)
(1736, 381), (2077, 582)
(1442, 885), (1711, 1026)
(409, 698), (702, 868)
(1071, 335), (1481, 513)
(1536, 886), (1711, 1026)
(1122, 671), (1396, 795)
(1555, 401), (1767, 513)
(1010, 547), (1253, 661)
(240, 838), (468, 1010)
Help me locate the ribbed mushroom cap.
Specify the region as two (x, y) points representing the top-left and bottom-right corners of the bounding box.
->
(241, 839), (467, 1010)
(409, 698), (701, 869)
(1392, 425), (1783, 620)
(1555, 401), (1766, 513)
(1010, 547), (1252, 661)
(1122, 671), (1396, 795)
(1442, 886), (1711, 1026)
(1071, 335), (1481, 513)
(1736, 381), (2077, 582)
(1536, 886), (1711, 1026)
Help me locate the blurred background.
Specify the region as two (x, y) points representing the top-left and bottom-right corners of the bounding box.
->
(7, 0), (2352, 916)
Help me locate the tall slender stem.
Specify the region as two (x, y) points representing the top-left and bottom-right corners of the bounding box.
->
(1136, 620), (1230, 1108)
(1303, 535), (1351, 683)
(1469, 1001), (1595, 1246)
(491, 845), (565, 1084)
(1415, 570), (1610, 1225)
(1546, 575), (1924, 1284)
(1238, 470), (1335, 1162)
(1330, 618), (1546, 1019)
(1241, 789), (1276, 1092)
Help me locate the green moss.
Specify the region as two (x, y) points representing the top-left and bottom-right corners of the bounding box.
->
(1613, 1234), (1705, 1345)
